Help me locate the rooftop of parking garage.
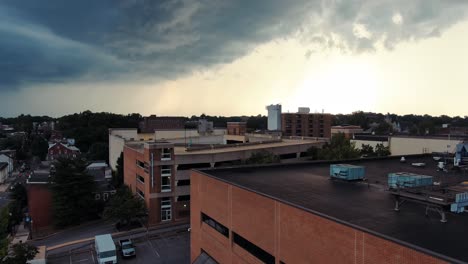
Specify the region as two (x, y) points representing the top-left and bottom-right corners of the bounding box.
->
(199, 155), (468, 263)
(174, 139), (323, 155)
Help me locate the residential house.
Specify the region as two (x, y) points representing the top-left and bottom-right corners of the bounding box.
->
(47, 143), (80, 161)
(0, 150), (14, 174)
(86, 162), (116, 201)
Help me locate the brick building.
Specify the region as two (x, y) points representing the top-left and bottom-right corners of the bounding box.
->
(139, 116), (187, 133)
(47, 143), (80, 161)
(123, 139), (322, 228)
(227, 122), (246, 136)
(124, 142), (187, 227)
(26, 172), (53, 233)
(331, 125), (364, 139)
(191, 157), (467, 263)
(282, 111), (333, 138)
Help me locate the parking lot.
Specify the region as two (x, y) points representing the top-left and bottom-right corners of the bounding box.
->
(47, 231), (190, 264)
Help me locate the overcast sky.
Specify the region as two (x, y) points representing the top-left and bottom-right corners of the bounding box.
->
(1, 0), (468, 117)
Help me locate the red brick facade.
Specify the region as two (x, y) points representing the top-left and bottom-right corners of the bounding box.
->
(191, 171), (447, 264)
(227, 122), (247, 136)
(47, 143), (80, 161)
(124, 143), (189, 227)
(27, 184), (53, 232)
(282, 113), (332, 138)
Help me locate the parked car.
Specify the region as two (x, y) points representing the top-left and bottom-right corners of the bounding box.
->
(119, 239), (136, 258)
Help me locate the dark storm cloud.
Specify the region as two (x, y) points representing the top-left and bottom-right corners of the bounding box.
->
(1, 0), (468, 90)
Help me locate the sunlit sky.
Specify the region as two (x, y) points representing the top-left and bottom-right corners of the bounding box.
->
(1, 1), (468, 117)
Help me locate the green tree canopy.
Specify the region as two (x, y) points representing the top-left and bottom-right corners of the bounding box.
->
(30, 136), (48, 161)
(2, 243), (38, 264)
(375, 143), (391, 157)
(104, 186), (146, 226)
(308, 133), (360, 161)
(87, 142), (109, 162)
(360, 144), (375, 157)
(112, 152), (124, 188)
(245, 151), (280, 165)
(51, 158), (98, 227)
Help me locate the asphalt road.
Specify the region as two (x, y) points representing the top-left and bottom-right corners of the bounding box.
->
(31, 220), (117, 248)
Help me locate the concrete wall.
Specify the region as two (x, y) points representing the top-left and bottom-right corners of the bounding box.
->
(176, 142), (318, 165)
(154, 129), (226, 140)
(389, 137), (460, 156)
(352, 137), (461, 156)
(352, 139), (389, 150)
(166, 135), (225, 145)
(109, 129), (138, 170)
(191, 171), (447, 264)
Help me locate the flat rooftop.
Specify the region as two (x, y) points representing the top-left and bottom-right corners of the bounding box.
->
(126, 139), (321, 155)
(201, 156), (468, 263)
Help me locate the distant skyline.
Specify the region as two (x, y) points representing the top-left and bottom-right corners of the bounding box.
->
(1, 1), (468, 117)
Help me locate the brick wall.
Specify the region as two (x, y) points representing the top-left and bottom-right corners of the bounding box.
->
(27, 184), (53, 231)
(191, 171), (447, 264)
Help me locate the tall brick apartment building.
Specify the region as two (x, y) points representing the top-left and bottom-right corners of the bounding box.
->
(191, 157), (468, 263)
(123, 142), (189, 226)
(282, 110), (333, 138)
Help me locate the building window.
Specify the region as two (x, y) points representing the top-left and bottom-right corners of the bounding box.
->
(137, 188), (144, 199)
(137, 174), (145, 183)
(161, 148), (171, 160)
(136, 160), (145, 168)
(202, 213), (229, 238)
(161, 175), (171, 192)
(161, 165), (171, 175)
(177, 195), (190, 201)
(95, 193), (101, 200)
(233, 232), (274, 264)
(161, 198), (171, 221)
(177, 179), (190, 186)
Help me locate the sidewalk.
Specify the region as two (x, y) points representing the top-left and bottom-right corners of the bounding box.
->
(11, 221), (30, 245)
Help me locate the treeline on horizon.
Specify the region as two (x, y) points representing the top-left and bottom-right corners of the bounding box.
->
(1, 110), (468, 163)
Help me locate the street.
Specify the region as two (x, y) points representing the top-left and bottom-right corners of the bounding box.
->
(30, 220), (117, 248)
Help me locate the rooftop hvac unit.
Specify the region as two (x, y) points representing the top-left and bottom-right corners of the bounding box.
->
(330, 164), (365, 181)
(388, 172), (433, 189)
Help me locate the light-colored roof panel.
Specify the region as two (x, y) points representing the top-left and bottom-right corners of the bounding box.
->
(95, 234), (116, 252)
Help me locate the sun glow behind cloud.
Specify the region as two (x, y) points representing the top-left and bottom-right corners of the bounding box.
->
(293, 54), (379, 114)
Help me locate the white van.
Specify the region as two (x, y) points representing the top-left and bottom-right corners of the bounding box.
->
(95, 234), (117, 264)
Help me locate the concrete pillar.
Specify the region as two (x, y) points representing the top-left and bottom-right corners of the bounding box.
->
(296, 152), (301, 158)
(210, 162), (215, 168)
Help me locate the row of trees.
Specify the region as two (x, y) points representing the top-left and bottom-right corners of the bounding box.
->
(0, 184), (38, 263)
(307, 133), (391, 161)
(51, 157), (145, 229)
(335, 111), (468, 136)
